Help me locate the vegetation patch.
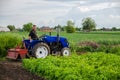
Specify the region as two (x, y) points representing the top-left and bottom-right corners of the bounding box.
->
(75, 41), (120, 56)
(0, 32), (21, 57)
(23, 53), (120, 80)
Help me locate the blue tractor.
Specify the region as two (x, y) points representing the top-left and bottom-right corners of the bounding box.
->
(7, 29), (70, 59)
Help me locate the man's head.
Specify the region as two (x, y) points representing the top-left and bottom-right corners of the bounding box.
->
(32, 25), (36, 31)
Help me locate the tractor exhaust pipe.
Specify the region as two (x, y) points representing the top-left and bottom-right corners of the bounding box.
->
(56, 27), (60, 43)
(49, 32), (51, 36)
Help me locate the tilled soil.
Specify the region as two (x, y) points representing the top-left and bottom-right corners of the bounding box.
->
(0, 60), (45, 80)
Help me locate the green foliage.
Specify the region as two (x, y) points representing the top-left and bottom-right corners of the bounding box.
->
(67, 20), (74, 27)
(7, 25), (15, 31)
(65, 26), (75, 33)
(23, 53), (120, 80)
(69, 41), (78, 52)
(76, 27), (81, 31)
(0, 32), (21, 57)
(104, 46), (120, 55)
(76, 46), (94, 52)
(75, 41), (120, 56)
(65, 20), (75, 33)
(112, 27), (117, 31)
(82, 17), (96, 31)
(23, 22), (33, 32)
(54, 24), (65, 31)
(98, 40), (120, 45)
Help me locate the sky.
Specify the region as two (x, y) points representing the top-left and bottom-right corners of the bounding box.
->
(0, 0), (120, 28)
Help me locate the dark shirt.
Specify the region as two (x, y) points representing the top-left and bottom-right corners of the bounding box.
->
(29, 29), (38, 39)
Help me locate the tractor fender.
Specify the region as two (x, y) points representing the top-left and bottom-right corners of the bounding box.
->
(30, 40), (44, 48)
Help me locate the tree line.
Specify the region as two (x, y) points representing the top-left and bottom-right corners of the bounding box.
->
(7, 17), (120, 33)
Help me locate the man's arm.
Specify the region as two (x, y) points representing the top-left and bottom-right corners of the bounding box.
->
(29, 30), (32, 40)
(29, 36), (32, 39)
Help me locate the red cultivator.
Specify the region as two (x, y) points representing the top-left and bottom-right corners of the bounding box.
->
(6, 45), (28, 60)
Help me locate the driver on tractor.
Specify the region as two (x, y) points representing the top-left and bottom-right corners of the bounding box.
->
(29, 25), (38, 40)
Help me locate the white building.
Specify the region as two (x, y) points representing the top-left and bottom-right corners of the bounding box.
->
(0, 26), (10, 32)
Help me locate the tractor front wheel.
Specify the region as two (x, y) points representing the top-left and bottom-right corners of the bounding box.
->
(33, 43), (50, 58)
(61, 48), (70, 56)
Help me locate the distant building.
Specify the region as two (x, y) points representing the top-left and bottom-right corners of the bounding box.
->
(0, 26), (10, 32)
(40, 26), (53, 32)
(101, 27), (111, 31)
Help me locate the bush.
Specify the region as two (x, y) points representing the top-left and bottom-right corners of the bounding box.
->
(65, 26), (75, 33)
(79, 41), (99, 49)
(105, 46), (120, 55)
(98, 40), (120, 45)
(23, 22), (33, 32)
(23, 53), (120, 80)
(76, 46), (94, 53)
(76, 41), (100, 54)
(0, 33), (21, 57)
(7, 25), (15, 31)
(75, 41), (120, 56)
(69, 41), (77, 52)
(65, 20), (76, 33)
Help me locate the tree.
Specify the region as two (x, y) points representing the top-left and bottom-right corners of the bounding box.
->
(16, 28), (23, 32)
(54, 24), (65, 31)
(23, 22), (33, 32)
(65, 20), (75, 33)
(76, 27), (81, 31)
(82, 17), (96, 31)
(112, 27), (117, 31)
(7, 25), (15, 31)
(54, 24), (61, 29)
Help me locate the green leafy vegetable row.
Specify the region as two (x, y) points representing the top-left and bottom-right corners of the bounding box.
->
(23, 53), (120, 80)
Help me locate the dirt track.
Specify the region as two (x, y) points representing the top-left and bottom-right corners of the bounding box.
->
(0, 60), (45, 80)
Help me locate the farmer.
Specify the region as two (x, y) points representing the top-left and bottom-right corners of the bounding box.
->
(29, 25), (38, 40)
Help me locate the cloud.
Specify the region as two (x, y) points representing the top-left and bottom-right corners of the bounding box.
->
(109, 15), (120, 19)
(54, 3), (120, 28)
(0, 0), (120, 28)
(78, 2), (120, 12)
(44, 0), (81, 2)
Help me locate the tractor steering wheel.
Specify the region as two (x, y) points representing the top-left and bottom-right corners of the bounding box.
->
(38, 34), (46, 40)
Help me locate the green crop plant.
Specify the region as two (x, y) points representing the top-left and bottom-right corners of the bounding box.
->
(0, 32), (21, 57)
(23, 53), (120, 80)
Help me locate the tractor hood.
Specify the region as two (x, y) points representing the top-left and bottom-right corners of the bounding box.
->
(43, 35), (67, 42)
(43, 35), (69, 47)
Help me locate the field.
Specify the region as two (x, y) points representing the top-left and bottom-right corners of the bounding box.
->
(0, 31), (120, 80)
(0, 30), (120, 57)
(1, 31), (120, 42)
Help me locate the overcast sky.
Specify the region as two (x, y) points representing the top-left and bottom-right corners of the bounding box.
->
(0, 0), (120, 28)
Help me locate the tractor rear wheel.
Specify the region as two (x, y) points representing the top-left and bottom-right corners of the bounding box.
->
(61, 48), (70, 56)
(33, 43), (50, 58)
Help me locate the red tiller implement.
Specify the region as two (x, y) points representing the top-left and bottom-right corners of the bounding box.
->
(6, 46), (28, 60)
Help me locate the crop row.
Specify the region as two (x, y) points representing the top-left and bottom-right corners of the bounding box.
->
(70, 41), (120, 56)
(23, 53), (120, 80)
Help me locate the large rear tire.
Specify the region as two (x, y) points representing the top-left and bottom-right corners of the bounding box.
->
(33, 43), (50, 58)
(61, 48), (70, 56)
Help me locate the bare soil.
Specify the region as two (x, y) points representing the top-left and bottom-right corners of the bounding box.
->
(0, 60), (45, 80)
